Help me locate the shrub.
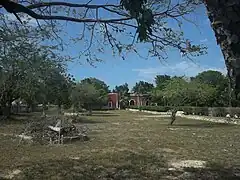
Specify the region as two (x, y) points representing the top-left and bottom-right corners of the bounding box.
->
(129, 106), (172, 112)
(130, 105), (240, 118)
(181, 106), (193, 115)
(225, 107), (240, 117)
(195, 107), (209, 116)
(181, 106), (208, 116)
(209, 107), (227, 117)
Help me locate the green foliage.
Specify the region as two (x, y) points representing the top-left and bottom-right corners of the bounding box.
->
(209, 107), (240, 117)
(192, 70), (226, 87)
(120, 0), (154, 42)
(0, 14), (74, 116)
(132, 81), (154, 94)
(155, 75), (171, 90)
(113, 83), (130, 109)
(71, 78), (109, 112)
(113, 83), (129, 96)
(152, 73), (218, 107)
(81, 78), (110, 93)
(181, 107), (209, 116)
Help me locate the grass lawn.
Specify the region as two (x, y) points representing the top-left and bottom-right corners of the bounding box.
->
(0, 110), (240, 179)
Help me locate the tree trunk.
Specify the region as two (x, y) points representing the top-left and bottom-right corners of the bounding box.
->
(170, 107), (177, 125)
(57, 103), (62, 115)
(88, 104), (92, 116)
(2, 103), (11, 118)
(204, 0), (240, 106)
(42, 103), (46, 117)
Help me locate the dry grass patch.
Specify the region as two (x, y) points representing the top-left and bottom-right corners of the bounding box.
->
(0, 110), (240, 179)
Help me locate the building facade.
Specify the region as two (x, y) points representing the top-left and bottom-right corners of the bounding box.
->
(128, 93), (150, 106)
(108, 93), (119, 109)
(107, 93), (150, 109)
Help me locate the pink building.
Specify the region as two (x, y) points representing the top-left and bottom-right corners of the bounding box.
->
(107, 93), (150, 109)
(108, 93), (119, 109)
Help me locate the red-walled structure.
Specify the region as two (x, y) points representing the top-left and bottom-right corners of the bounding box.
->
(107, 93), (151, 109)
(108, 93), (119, 109)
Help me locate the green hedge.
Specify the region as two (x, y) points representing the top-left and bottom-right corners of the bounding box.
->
(209, 107), (240, 117)
(130, 105), (172, 112)
(129, 105), (240, 118)
(181, 107), (209, 116)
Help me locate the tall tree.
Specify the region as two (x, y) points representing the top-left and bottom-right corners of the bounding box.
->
(192, 70), (229, 106)
(113, 83), (130, 109)
(81, 77), (110, 94)
(71, 81), (108, 114)
(192, 70), (226, 87)
(203, 0), (240, 106)
(155, 75), (171, 90)
(132, 81), (154, 94)
(2, 0), (240, 106)
(113, 83), (129, 96)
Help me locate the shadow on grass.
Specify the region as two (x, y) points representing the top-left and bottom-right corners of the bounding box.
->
(73, 118), (106, 124)
(91, 114), (120, 117)
(182, 162), (240, 180)
(17, 152), (168, 180)
(72, 116), (106, 124)
(170, 123), (236, 129)
(0, 115), (32, 125)
(3, 150), (240, 180)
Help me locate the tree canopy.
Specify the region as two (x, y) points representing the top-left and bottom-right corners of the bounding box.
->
(71, 78), (109, 113)
(0, 0), (206, 64)
(132, 81), (154, 94)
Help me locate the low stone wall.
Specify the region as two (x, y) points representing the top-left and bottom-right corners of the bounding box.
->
(127, 109), (240, 125)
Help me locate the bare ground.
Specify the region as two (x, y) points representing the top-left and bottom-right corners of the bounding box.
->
(0, 110), (240, 179)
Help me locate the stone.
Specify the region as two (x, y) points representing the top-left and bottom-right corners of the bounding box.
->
(6, 169), (22, 179)
(169, 160), (206, 170)
(168, 168), (176, 171)
(226, 114), (231, 118)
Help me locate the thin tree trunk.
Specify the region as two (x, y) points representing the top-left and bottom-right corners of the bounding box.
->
(57, 103), (62, 115)
(88, 104), (92, 115)
(42, 103), (46, 117)
(170, 107), (177, 125)
(2, 103), (11, 118)
(204, 0), (240, 106)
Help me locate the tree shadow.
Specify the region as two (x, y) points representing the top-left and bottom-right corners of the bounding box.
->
(5, 151), (240, 179)
(91, 114), (119, 117)
(181, 163), (240, 180)
(72, 116), (106, 124)
(16, 152), (168, 180)
(73, 118), (106, 124)
(170, 122), (236, 129)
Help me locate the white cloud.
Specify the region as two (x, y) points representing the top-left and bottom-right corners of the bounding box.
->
(132, 61), (227, 82)
(200, 38), (208, 43)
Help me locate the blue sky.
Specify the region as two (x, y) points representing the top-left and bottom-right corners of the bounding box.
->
(63, 1), (226, 90)
(2, 1), (226, 91)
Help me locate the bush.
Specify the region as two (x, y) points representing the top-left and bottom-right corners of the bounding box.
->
(130, 105), (240, 118)
(209, 107), (227, 117)
(178, 106), (209, 116)
(129, 106), (172, 112)
(225, 107), (240, 117)
(181, 106), (192, 115)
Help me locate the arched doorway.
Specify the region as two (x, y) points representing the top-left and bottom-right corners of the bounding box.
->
(108, 101), (113, 108)
(129, 99), (135, 106)
(146, 101), (149, 106)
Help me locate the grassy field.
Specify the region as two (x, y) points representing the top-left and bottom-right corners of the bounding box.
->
(0, 110), (240, 179)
